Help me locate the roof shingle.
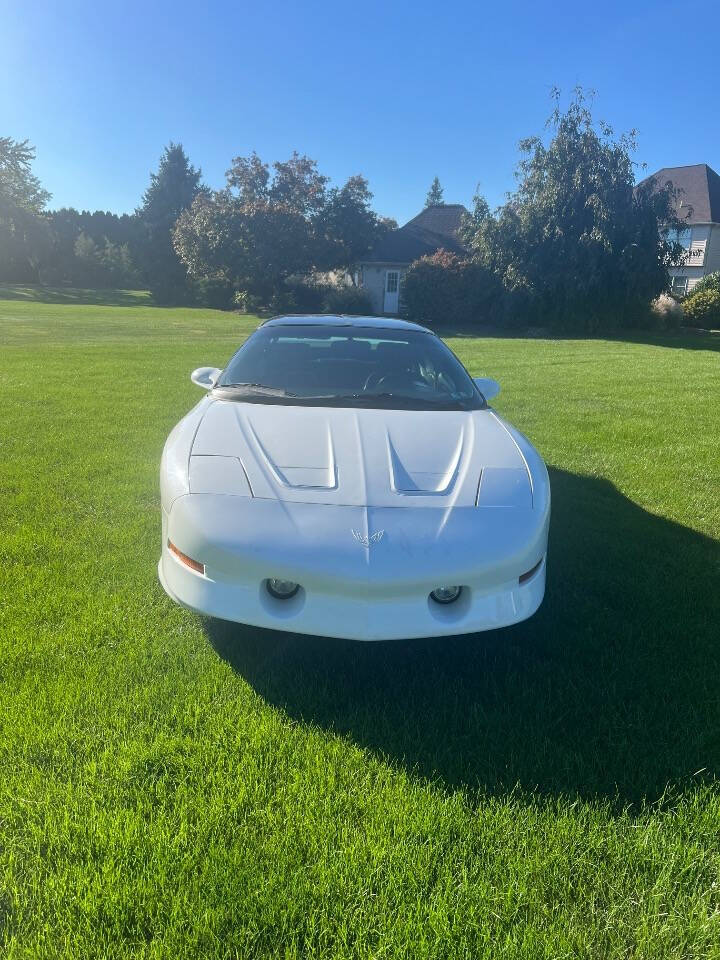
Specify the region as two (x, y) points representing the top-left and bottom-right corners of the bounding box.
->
(638, 164), (720, 224)
(362, 203), (468, 264)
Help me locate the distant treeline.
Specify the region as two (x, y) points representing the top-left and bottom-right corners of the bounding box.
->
(0, 140), (210, 300)
(41, 208), (142, 288)
(0, 138), (392, 309)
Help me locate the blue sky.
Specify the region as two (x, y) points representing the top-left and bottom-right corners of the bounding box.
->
(2, 0), (719, 225)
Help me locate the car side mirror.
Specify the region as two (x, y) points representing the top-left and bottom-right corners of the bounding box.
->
(474, 377), (500, 402)
(190, 366), (222, 390)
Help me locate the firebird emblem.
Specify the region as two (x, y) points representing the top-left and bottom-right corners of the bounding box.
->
(351, 529), (385, 548)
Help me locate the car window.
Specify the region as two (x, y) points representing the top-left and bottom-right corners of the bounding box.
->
(215, 325), (484, 410)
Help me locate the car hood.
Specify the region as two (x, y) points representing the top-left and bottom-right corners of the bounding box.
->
(190, 399), (532, 508)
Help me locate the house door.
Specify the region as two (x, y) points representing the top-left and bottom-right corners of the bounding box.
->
(383, 270), (400, 313)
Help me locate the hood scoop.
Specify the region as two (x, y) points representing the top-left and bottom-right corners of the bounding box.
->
(387, 430), (464, 495)
(245, 413), (337, 490)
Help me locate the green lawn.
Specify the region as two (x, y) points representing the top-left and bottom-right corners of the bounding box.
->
(1, 289), (720, 958)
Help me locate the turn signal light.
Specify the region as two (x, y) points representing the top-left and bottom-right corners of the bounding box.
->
(168, 540), (205, 575)
(519, 558), (543, 584)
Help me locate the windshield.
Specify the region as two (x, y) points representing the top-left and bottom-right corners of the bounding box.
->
(215, 324), (484, 410)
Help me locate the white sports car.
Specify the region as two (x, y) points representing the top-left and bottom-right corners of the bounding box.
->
(159, 315), (550, 641)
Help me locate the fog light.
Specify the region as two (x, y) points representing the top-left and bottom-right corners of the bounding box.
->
(430, 585), (461, 605)
(266, 578), (300, 600)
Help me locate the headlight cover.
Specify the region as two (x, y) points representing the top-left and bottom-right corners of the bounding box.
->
(189, 456), (252, 496)
(476, 467), (532, 508)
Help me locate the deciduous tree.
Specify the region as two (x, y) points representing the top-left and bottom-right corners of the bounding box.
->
(461, 89), (682, 330)
(174, 153), (388, 305)
(0, 137), (52, 281)
(315, 175), (390, 275)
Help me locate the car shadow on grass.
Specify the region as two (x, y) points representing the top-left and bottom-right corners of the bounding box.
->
(205, 468), (720, 808)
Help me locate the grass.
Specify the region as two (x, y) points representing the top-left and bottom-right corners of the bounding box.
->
(1, 287), (720, 958)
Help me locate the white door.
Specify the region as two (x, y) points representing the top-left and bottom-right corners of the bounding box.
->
(383, 270), (400, 313)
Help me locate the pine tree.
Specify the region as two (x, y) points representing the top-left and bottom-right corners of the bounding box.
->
(137, 143), (203, 303)
(425, 177), (444, 206)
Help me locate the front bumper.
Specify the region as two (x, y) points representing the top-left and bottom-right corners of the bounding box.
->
(158, 494), (549, 641)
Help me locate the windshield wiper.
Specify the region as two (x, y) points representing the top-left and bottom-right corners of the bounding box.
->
(326, 392), (438, 407)
(214, 386), (471, 408)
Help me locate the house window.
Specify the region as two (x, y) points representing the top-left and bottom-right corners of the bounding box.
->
(666, 228), (692, 250)
(670, 275), (688, 296)
(386, 271), (399, 293)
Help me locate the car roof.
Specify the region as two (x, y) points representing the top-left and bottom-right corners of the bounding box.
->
(260, 314), (432, 333)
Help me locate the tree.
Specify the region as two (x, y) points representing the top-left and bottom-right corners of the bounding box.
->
(74, 230), (100, 267)
(226, 151), (328, 216)
(0, 137), (50, 213)
(99, 239), (139, 288)
(137, 143), (203, 303)
(174, 152), (388, 305)
(461, 88), (682, 330)
(379, 215), (398, 232)
(46, 207), (143, 285)
(425, 177), (444, 206)
(71, 230), (138, 288)
(458, 191), (491, 247)
(0, 137), (52, 281)
(266, 152), (328, 215)
(225, 151), (270, 201)
(315, 175), (390, 275)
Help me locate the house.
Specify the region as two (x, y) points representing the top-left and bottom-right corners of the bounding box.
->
(639, 164), (720, 296)
(357, 203), (468, 314)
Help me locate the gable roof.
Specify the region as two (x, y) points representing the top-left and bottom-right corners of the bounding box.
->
(362, 203), (468, 264)
(638, 164), (720, 224)
(403, 203), (468, 237)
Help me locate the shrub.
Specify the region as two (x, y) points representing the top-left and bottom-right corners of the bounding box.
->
(320, 285), (373, 315)
(400, 250), (500, 327)
(232, 280), (364, 316)
(649, 293), (683, 330)
(195, 277), (235, 309)
(686, 271), (720, 298)
(282, 279), (325, 313)
(233, 290), (264, 314)
(267, 287), (299, 315)
(682, 288), (720, 328)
